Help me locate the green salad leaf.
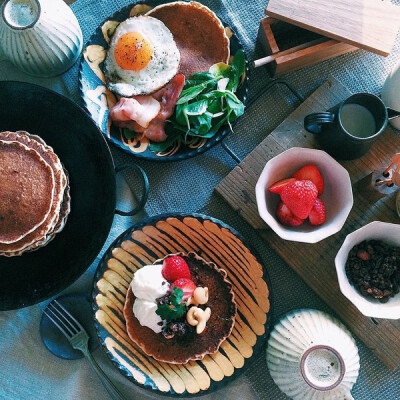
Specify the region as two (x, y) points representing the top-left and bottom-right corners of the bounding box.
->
(156, 287), (186, 322)
(169, 49), (246, 142)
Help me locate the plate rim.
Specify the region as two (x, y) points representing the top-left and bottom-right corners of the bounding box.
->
(78, 0), (250, 162)
(91, 211), (274, 397)
(0, 80), (117, 311)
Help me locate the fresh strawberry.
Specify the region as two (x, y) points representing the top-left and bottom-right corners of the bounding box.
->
(293, 165), (324, 195)
(268, 177), (296, 194)
(308, 198), (326, 226)
(171, 278), (196, 300)
(162, 256), (191, 281)
(276, 201), (304, 226)
(280, 180), (318, 219)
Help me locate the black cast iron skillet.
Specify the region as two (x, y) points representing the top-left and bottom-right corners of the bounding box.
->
(0, 81), (148, 311)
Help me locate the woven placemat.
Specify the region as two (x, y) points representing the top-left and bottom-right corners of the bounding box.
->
(0, 0), (399, 399)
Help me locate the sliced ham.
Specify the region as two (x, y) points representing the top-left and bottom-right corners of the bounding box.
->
(109, 74), (185, 143)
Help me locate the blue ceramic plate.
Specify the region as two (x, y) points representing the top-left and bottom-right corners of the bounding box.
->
(79, 1), (249, 161)
(92, 213), (272, 396)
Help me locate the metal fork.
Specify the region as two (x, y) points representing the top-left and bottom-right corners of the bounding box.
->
(44, 300), (126, 400)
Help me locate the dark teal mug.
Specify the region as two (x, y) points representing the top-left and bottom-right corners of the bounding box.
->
(304, 93), (400, 160)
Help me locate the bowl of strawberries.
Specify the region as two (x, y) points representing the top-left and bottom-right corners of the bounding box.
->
(255, 147), (353, 243)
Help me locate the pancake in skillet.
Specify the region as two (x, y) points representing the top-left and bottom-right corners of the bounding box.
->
(26, 167), (71, 253)
(147, 1), (230, 77)
(0, 131), (71, 256)
(0, 175), (70, 256)
(0, 131), (66, 254)
(0, 140), (55, 244)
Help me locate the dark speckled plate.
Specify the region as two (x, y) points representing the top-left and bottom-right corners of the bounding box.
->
(92, 213), (272, 396)
(79, 1), (249, 162)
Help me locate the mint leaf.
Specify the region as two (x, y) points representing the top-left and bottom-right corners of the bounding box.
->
(156, 287), (186, 321)
(170, 287), (184, 306)
(156, 303), (186, 321)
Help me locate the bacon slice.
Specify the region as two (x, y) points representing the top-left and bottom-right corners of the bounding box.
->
(109, 74), (185, 143)
(110, 96), (161, 129)
(142, 74), (185, 142)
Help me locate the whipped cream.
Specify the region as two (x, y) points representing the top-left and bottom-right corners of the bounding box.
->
(131, 264), (170, 334)
(131, 264), (169, 302)
(133, 298), (164, 333)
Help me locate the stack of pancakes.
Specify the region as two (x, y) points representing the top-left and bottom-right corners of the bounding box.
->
(0, 131), (70, 257)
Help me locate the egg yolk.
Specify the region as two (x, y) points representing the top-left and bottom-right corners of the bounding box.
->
(114, 32), (153, 71)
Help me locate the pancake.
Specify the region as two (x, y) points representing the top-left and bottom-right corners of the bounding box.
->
(28, 167), (71, 251)
(0, 176), (70, 257)
(124, 252), (236, 364)
(0, 130), (66, 199)
(147, 1), (230, 77)
(0, 131), (66, 253)
(51, 166), (70, 235)
(0, 140), (55, 244)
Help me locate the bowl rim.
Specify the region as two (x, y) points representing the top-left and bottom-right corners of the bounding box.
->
(255, 147), (353, 243)
(335, 221), (400, 319)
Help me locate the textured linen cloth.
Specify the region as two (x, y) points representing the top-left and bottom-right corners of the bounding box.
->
(1, 0), (400, 399)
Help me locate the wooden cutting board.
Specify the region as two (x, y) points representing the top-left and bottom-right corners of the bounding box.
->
(266, 0), (400, 56)
(215, 77), (400, 370)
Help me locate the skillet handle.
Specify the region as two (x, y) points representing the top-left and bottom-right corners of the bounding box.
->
(114, 164), (149, 216)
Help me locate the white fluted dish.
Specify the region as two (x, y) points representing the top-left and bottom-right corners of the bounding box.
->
(255, 147), (353, 243)
(335, 221), (400, 319)
(0, 0), (83, 77)
(267, 309), (360, 400)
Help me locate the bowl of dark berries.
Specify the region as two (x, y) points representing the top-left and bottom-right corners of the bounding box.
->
(255, 147), (353, 243)
(335, 221), (400, 319)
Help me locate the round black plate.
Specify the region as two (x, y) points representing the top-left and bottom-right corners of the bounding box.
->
(79, 1), (250, 161)
(92, 212), (273, 396)
(0, 81), (116, 311)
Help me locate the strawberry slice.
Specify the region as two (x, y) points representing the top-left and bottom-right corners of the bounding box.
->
(293, 165), (324, 195)
(269, 177), (296, 194)
(276, 201), (304, 226)
(308, 198), (326, 226)
(172, 278), (196, 300)
(162, 256), (191, 281)
(281, 180), (318, 219)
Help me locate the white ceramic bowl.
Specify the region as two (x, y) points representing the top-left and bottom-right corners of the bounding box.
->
(267, 309), (359, 400)
(335, 221), (400, 319)
(255, 147), (353, 243)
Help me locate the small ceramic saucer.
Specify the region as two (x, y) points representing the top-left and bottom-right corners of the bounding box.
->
(40, 293), (98, 360)
(267, 309), (360, 400)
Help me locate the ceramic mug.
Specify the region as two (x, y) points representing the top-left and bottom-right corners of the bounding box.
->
(304, 93), (400, 160)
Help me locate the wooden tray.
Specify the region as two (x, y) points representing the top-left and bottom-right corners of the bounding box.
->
(215, 77), (400, 370)
(265, 0), (400, 56)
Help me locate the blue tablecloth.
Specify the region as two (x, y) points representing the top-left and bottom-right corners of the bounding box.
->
(1, 0), (400, 399)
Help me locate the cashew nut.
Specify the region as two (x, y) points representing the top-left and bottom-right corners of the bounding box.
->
(186, 306), (211, 334)
(186, 287), (209, 307)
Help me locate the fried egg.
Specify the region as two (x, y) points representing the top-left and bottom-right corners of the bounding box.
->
(104, 16), (180, 97)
